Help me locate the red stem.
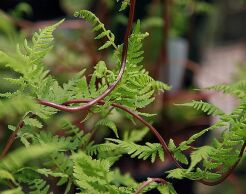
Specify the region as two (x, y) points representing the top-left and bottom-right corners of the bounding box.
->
(0, 120), (24, 160)
(37, 98), (246, 186)
(1, 97), (245, 187)
(0, 113), (35, 160)
(37, 98), (181, 167)
(134, 178), (167, 194)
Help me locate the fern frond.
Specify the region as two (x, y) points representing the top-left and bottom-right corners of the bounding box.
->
(206, 81), (246, 99)
(24, 117), (43, 129)
(0, 95), (38, 119)
(168, 140), (188, 165)
(36, 168), (68, 178)
(158, 182), (177, 194)
(0, 144), (62, 171)
(72, 152), (134, 194)
(123, 127), (149, 142)
(0, 187), (24, 194)
(87, 142), (119, 157)
(107, 139), (164, 163)
(29, 21), (63, 65)
(28, 179), (50, 194)
(188, 146), (215, 172)
(116, 0), (130, 11)
(0, 51), (25, 74)
(179, 100), (224, 116)
(74, 10), (117, 49)
(0, 170), (17, 185)
(96, 118), (119, 138)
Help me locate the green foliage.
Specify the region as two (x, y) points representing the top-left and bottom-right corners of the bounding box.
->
(107, 139), (164, 163)
(0, 2), (245, 193)
(167, 80), (246, 182)
(158, 182), (177, 194)
(0, 144), (62, 171)
(179, 100), (224, 116)
(72, 152), (137, 194)
(116, 0), (130, 11)
(0, 7), (170, 192)
(74, 10), (117, 50)
(96, 118), (119, 138)
(0, 187), (24, 194)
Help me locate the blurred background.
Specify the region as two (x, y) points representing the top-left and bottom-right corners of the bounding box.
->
(0, 0), (245, 193)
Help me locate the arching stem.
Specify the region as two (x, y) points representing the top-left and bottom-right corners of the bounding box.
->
(134, 178), (167, 194)
(37, 98), (246, 186)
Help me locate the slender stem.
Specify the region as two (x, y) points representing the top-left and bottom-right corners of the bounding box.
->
(2, 96), (245, 187)
(0, 113), (35, 160)
(37, 98), (246, 186)
(38, 98), (181, 167)
(0, 120), (24, 160)
(134, 178), (167, 194)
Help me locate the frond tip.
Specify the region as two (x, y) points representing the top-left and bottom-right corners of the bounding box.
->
(74, 10), (117, 49)
(178, 100), (224, 116)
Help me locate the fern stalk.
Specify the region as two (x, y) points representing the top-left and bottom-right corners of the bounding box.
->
(38, 98), (179, 166)
(37, 98), (246, 187)
(134, 178), (167, 194)
(0, 112), (35, 160)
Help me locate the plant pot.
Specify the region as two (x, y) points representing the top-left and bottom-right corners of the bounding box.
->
(160, 37), (188, 90)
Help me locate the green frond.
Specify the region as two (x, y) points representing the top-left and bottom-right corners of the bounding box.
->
(72, 152), (134, 194)
(36, 168), (68, 178)
(123, 127), (149, 142)
(0, 50), (25, 74)
(116, 0), (130, 11)
(0, 170), (17, 185)
(34, 131), (77, 150)
(168, 140), (188, 165)
(28, 179), (50, 194)
(0, 187), (24, 194)
(74, 10), (117, 49)
(28, 20), (63, 66)
(0, 144), (62, 171)
(0, 20), (63, 75)
(87, 142), (119, 157)
(158, 182), (177, 194)
(24, 117), (43, 129)
(107, 139), (164, 163)
(188, 146), (215, 172)
(152, 80), (171, 92)
(167, 168), (186, 180)
(0, 95), (38, 119)
(15, 168), (51, 194)
(96, 118), (119, 138)
(206, 81), (246, 99)
(177, 122), (225, 151)
(179, 100), (224, 116)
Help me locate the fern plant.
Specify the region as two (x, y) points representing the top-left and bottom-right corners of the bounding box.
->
(0, 0), (245, 193)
